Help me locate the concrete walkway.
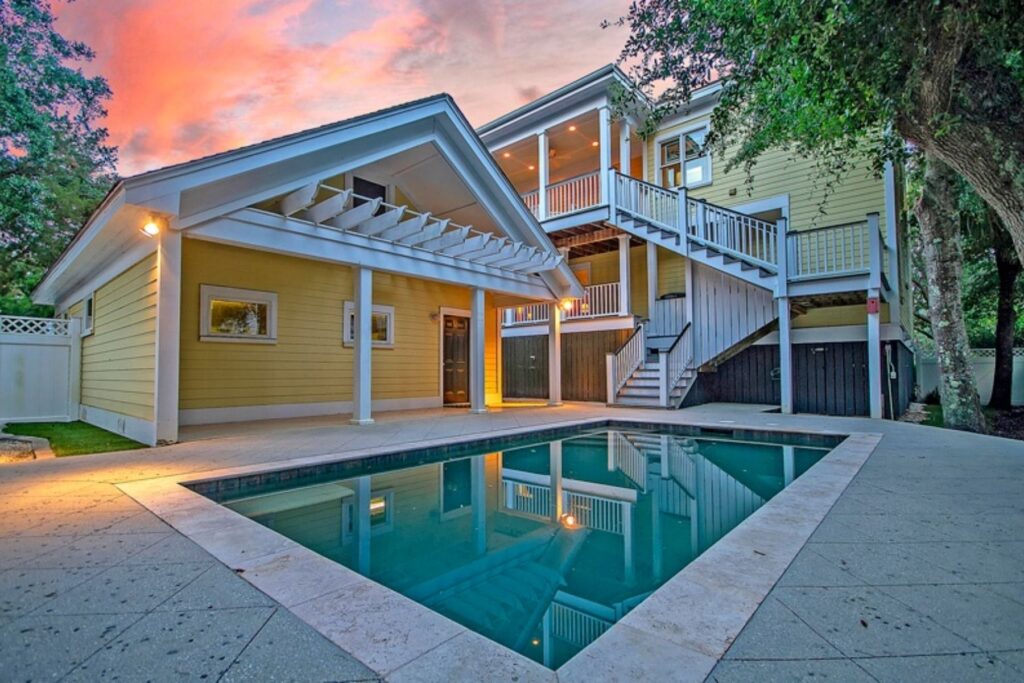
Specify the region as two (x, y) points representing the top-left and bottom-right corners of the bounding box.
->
(1, 403), (1022, 681)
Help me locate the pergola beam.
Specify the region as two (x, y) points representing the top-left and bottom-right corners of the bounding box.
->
(353, 205), (406, 236)
(328, 198), (382, 231)
(280, 182), (319, 216)
(305, 189), (351, 224)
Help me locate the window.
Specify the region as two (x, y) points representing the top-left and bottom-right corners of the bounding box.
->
(200, 285), (277, 343)
(659, 125), (711, 188)
(81, 294), (94, 336)
(343, 301), (394, 347)
(341, 490), (394, 541)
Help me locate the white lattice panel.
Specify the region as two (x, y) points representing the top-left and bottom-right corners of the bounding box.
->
(0, 315), (69, 336)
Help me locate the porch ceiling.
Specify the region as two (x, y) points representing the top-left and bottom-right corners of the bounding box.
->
(550, 225), (643, 258)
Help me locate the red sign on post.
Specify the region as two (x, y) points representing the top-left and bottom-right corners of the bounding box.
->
(866, 297), (880, 314)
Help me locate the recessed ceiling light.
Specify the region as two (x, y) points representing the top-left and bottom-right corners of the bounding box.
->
(568, 125), (576, 131)
(591, 141), (599, 147)
(503, 152), (511, 158)
(528, 165), (535, 170)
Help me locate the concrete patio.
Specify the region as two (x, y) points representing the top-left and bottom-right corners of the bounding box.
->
(1, 403), (1022, 682)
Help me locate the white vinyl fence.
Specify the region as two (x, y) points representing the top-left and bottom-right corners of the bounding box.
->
(917, 348), (1024, 406)
(0, 316), (81, 423)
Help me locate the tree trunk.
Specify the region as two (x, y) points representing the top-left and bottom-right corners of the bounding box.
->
(989, 212), (1021, 409)
(913, 157), (986, 432)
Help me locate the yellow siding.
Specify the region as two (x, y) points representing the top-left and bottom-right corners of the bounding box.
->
(79, 253), (158, 421)
(658, 248), (687, 297)
(794, 303), (891, 328)
(647, 118), (888, 234)
(179, 239), (500, 410)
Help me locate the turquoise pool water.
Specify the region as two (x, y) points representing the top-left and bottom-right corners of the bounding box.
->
(207, 425), (833, 669)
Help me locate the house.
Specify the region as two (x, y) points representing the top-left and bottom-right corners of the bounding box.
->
(482, 65), (913, 417)
(29, 65), (913, 447)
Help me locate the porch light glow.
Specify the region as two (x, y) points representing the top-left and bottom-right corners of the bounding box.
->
(591, 141), (599, 147)
(568, 125), (576, 131)
(528, 165), (535, 170)
(503, 152), (511, 158)
(560, 513), (577, 528)
(141, 221), (160, 237)
(560, 298), (574, 312)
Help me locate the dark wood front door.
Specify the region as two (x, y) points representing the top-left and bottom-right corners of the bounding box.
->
(443, 315), (470, 404)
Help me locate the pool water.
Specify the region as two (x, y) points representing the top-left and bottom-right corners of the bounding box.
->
(214, 427), (831, 669)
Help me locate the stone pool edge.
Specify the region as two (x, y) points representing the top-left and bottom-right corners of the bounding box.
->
(116, 418), (880, 682)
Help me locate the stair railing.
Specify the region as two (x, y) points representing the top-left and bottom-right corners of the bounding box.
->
(686, 198), (778, 270)
(612, 172), (681, 233)
(658, 322), (693, 407)
(606, 322), (646, 403)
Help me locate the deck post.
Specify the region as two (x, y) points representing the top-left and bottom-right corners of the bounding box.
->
(619, 119), (632, 175)
(155, 227), (181, 444)
(550, 439), (564, 521)
(867, 286), (883, 419)
(778, 297), (794, 414)
(353, 476), (371, 574)
(599, 106), (612, 204)
(658, 350), (670, 407)
(351, 266), (374, 425)
(646, 240), (658, 318)
(470, 287), (487, 414)
(783, 445), (795, 486)
(537, 131), (549, 221)
(548, 302), (563, 406)
(678, 187), (689, 253)
(606, 353), (616, 404)
(618, 234), (631, 316)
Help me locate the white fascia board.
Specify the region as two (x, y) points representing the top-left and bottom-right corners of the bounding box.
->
(482, 96), (611, 151)
(123, 98), (452, 207)
(432, 114), (583, 299)
(193, 210), (556, 299)
(33, 186), (126, 304)
(54, 241), (157, 312)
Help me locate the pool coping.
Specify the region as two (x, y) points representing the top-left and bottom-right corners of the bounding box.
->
(117, 416), (881, 682)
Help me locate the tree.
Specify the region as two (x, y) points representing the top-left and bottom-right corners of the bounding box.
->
(914, 158), (985, 431)
(988, 213), (1021, 409)
(0, 0), (116, 315)
(614, 0), (1024, 263)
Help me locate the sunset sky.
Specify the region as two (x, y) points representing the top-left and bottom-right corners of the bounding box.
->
(55, 0), (630, 176)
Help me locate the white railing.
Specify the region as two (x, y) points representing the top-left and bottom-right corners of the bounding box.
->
(502, 479), (552, 518)
(661, 324), (693, 406)
(0, 315), (70, 336)
(666, 438), (698, 496)
(610, 324), (646, 396)
(547, 171), (602, 219)
(787, 222), (871, 279)
(614, 172), (680, 231)
(522, 190), (540, 218)
(565, 491), (623, 534)
(687, 198), (778, 268)
(610, 432), (647, 491)
(504, 283), (622, 326)
(549, 601), (613, 649)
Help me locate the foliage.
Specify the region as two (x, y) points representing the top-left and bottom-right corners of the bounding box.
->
(0, 0), (116, 315)
(3, 421), (145, 456)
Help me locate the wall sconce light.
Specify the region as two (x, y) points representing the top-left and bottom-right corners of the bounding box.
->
(560, 513), (578, 528)
(141, 220), (160, 237)
(560, 298), (574, 312)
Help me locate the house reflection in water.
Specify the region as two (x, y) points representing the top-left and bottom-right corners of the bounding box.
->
(226, 430), (827, 669)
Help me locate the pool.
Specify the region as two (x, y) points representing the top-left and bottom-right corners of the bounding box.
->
(196, 424), (837, 669)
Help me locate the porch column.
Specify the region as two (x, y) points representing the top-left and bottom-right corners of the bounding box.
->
(867, 287), (883, 419)
(353, 476), (371, 574)
(471, 456), (487, 554)
(548, 302), (563, 405)
(550, 439), (564, 521)
(619, 119), (632, 174)
(470, 287), (487, 414)
(599, 106), (612, 203)
(778, 297), (794, 414)
(538, 131), (549, 220)
(646, 240), (658, 318)
(351, 266), (374, 425)
(782, 445), (795, 486)
(155, 227), (181, 445)
(618, 234), (631, 316)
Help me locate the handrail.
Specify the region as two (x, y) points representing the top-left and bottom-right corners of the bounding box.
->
(613, 321), (644, 356)
(662, 322), (693, 406)
(611, 322), (646, 395)
(686, 197), (778, 269)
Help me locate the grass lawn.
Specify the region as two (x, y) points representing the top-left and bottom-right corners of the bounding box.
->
(3, 421), (146, 457)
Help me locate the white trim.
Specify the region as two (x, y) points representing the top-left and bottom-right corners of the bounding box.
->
(755, 323), (907, 345)
(438, 306), (473, 406)
(502, 315), (635, 337)
(79, 404), (156, 447)
(81, 293), (95, 337)
(654, 120), (712, 190)
(730, 193), (790, 221)
(154, 229), (182, 444)
(342, 301), (395, 348)
(199, 284), (278, 343)
(178, 395), (443, 426)
(55, 242), (157, 313)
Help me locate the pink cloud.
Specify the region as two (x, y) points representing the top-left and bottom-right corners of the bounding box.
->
(55, 0), (628, 175)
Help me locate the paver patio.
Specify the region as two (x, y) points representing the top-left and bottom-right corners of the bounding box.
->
(1, 403), (1022, 682)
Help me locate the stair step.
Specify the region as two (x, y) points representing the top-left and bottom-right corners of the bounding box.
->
(618, 386), (660, 398)
(615, 397), (663, 407)
(624, 378), (660, 388)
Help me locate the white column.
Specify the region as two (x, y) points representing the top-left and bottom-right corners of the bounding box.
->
(868, 286), (883, 419)
(548, 303), (562, 405)
(351, 266), (374, 425)
(470, 287), (487, 414)
(599, 106), (612, 203)
(155, 227), (181, 445)
(646, 240), (658, 318)
(778, 297), (794, 414)
(618, 234), (631, 316)
(623, 501), (635, 584)
(537, 131), (549, 220)
(619, 119), (632, 174)
(471, 456), (486, 555)
(782, 445), (795, 486)
(550, 440), (564, 521)
(67, 318), (82, 422)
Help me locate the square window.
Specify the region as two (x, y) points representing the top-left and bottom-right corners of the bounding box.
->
(200, 285), (277, 343)
(659, 125), (711, 189)
(343, 301), (395, 347)
(81, 294), (94, 336)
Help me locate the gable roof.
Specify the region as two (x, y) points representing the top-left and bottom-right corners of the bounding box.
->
(35, 95), (582, 306)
